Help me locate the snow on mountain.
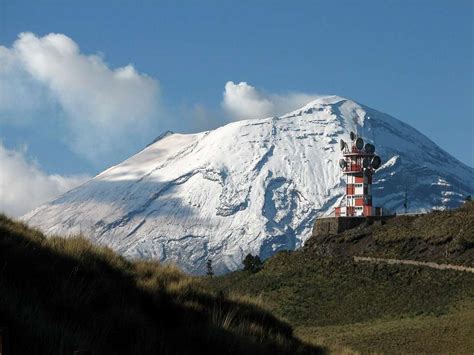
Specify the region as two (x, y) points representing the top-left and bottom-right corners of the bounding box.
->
(22, 96), (473, 274)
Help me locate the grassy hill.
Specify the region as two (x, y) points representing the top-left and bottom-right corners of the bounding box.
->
(306, 201), (474, 266)
(0, 214), (321, 355)
(2, 203), (472, 354)
(203, 202), (474, 354)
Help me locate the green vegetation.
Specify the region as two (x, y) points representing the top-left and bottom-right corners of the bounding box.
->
(206, 258), (214, 277)
(0, 214), (322, 355)
(242, 254), (263, 273)
(204, 202), (474, 354)
(296, 300), (474, 354)
(204, 252), (474, 354)
(306, 200), (474, 266)
(2, 203), (473, 354)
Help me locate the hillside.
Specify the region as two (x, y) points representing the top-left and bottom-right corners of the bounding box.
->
(0, 214), (321, 355)
(307, 200), (474, 266)
(22, 96), (474, 274)
(203, 203), (474, 354)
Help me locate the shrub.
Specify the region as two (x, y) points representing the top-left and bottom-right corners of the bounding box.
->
(243, 254), (263, 273)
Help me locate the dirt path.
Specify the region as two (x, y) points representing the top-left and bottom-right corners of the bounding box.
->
(354, 256), (474, 274)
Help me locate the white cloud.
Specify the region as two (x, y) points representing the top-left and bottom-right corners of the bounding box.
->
(222, 81), (319, 120)
(0, 32), (160, 163)
(0, 46), (54, 124)
(0, 142), (90, 217)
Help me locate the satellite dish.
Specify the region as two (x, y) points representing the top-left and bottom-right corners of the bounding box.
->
(339, 159), (347, 169)
(371, 155), (381, 169)
(350, 131), (356, 141)
(355, 137), (364, 150)
(363, 157), (370, 168)
(364, 143), (375, 154)
(339, 139), (346, 151)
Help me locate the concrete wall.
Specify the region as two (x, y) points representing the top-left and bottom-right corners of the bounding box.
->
(312, 216), (393, 237)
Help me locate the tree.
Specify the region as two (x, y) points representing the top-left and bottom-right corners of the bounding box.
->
(403, 189), (408, 214)
(242, 253), (263, 273)
(206, 259), (214, 277)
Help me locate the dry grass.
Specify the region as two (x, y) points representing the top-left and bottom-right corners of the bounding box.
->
(203, 202), (474, 354)
(296, 300), (474, 354)
(305, 200), (474, 266)
(0, 214), (323, 355)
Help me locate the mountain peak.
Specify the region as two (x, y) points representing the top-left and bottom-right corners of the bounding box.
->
(147, 130), (174, 147)
(23, 98), (473, 274)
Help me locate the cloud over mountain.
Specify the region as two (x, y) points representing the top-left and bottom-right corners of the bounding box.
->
(0, 32), (160, 163)
(0, 33), (323, 217)
(222, 81), (318, 120)
(0, 142), (89, 217)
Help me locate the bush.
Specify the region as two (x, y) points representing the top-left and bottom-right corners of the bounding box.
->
(243, 254), (263, 273)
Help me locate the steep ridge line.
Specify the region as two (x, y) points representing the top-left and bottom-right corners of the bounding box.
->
(354, 256), (474, 274)
(22, 96), (474, 274)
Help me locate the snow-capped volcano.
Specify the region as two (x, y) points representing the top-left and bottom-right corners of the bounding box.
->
(23, 96), (473, 274)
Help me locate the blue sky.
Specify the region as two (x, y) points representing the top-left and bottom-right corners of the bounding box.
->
(0, 0), (472, 215)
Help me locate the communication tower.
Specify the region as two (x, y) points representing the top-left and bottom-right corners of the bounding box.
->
(335, 131), (382, 217)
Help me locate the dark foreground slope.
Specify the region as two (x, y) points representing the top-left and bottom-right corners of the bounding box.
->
(0, 215), (322, 355)
(204, 203), (474, 354)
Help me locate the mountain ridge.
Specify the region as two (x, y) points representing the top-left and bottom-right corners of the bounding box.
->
(23, 95), (474, 274)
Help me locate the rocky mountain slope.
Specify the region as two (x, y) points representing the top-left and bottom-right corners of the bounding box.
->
(23, 96), (473, 274)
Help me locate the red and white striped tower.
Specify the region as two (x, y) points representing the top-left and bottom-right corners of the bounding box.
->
(335, 132), (381, 217)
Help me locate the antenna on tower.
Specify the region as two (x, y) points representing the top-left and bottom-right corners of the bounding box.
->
(371, 155), (381, 169)
(339, 139), (347, 152)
